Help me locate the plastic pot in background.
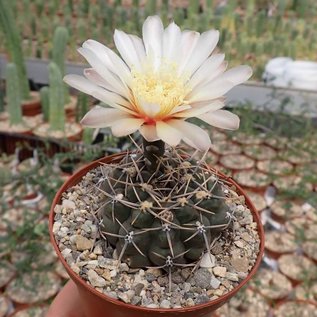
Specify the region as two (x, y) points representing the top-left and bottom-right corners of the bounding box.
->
(49, 153), (265, 317)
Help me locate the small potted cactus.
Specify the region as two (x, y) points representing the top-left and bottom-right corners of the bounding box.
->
(50, 16), (264, 317)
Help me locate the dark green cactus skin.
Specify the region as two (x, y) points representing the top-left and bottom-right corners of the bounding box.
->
(100, 147), (232, 269)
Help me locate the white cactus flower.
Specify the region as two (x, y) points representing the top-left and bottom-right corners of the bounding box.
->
(64, 16), (252, 151)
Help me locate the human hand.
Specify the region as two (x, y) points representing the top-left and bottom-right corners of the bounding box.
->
(46, 280), (86, 317)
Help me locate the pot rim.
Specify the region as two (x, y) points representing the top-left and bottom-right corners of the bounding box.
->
(49, 152), (265, 313)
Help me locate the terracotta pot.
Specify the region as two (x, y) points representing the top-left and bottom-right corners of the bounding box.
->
(22, 91), (41, 117)
(49, 153), (265, 317)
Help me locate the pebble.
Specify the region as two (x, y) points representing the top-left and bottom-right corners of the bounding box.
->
(76, 236), (94, 251)
(213, 266), (227, 277)
(183, 282), (191, 292)
(87, 269), (106, 287)
(210, 277), (221, 289)
(199, 253), (216, 268)
(230, 256), (249, 273)
(193, 269), (212, 289)
(234, 240), (244, 248)
(196, 295), (210, 304)
(160, 299), (171, 308)
(133, 283), (145, 296)
(62, 199), (76, 210)
(225, 272), (239, 282)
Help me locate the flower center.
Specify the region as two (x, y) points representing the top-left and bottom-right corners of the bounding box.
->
(131, 61), (188, 118)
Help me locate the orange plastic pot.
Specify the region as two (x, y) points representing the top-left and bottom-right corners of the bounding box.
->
(49, 153), (265, 317)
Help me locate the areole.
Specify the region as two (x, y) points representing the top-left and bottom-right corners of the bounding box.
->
(49, 152), (265, 317)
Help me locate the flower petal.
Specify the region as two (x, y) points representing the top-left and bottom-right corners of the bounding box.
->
(156, 121), (183, 147)
(168, 120), (211, 151)
(64, 74), (100, 95)
(139, 124), (160, 142)
(178, 31), (200, 75)
(78, 47), (128, 96)
(188, 65), (252, 103)
(111, 118), (145, 137)
(139, 101), (161, 117)
(182, 30), (219, 77)
(197, 110), (240, 130)
(173, 100), (224, 118)
(80, 106), (130, 128)
(220, 65), (253, 84)
(114, 30), (145, 71)
(189, 54), (226, 89)
(169, 105), (192, 115)
(163, 22), (181, 62)
(142, 16), (164, 69)
(82, 39), (132, 86)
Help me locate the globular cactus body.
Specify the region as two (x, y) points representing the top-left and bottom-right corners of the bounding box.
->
(99, 146), (232, 271)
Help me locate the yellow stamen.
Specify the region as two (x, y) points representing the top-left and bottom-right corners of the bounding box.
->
(131, 60), (189, 119)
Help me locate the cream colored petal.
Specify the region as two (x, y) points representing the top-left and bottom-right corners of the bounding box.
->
(82, 39), (132, 86)
(139, 101), (161, 117)
(178, 31), (200, 75)
(80, 106), (130, 128)
(188, 79), (233, 103)
(169, 105), (192, 115)
(129, 34), (146, 64)
(197, 110), (240, 130)
(78, 47), (128, 96)
(111, 118), (144, 137)
(114, 30), (144, 71)
(173, 100), (224, 118)
(188, 65), (252, 103)
(83, 68), (112, 89)
(189, 54), (225, 89)
(163, 22), (181, 62)
(156, 121), (183, 147)
(139, 124), (160, 142)
(64, 74), (100, 95)
(220, 65), (253, 84)
(181, 30), (219, 77)
(92, 90), (136, 115)
(142, 16), (164, 69)
(168, 119), (211, 151)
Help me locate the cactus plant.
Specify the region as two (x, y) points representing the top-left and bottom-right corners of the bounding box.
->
(6, 63), (23, 126)
(100, 146), (233, 275)
(48, 62), (65, 132)
(0, 0), (30, 100)
(63, 16), (253, 292)
(40, 86), (49, 122)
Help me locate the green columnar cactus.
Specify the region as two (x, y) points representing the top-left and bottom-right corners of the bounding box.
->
(52, 26), (69, 102)
(100, 145), (233, 273)
(52, 27), (69, 79)
(0, 0), (30, 100)
(76, 92), (88, 122)
(0, 85), (4, 113)
(48, 62), (65, 132)
(6, 63), (23, 126)
(40, 86), (49, 122)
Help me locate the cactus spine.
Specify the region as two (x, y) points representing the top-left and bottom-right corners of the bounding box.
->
(6, 63), (23, 126)
(48, 62), (65, 132)
(0, 0), (30, 100)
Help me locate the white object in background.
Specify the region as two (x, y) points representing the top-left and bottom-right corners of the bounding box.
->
(284, 61), (317, 90)
(263, 57), (317, 91)
(263, 57), (293, 87)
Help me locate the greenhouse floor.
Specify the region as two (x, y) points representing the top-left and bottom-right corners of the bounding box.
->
(0, 127), (316, 317)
